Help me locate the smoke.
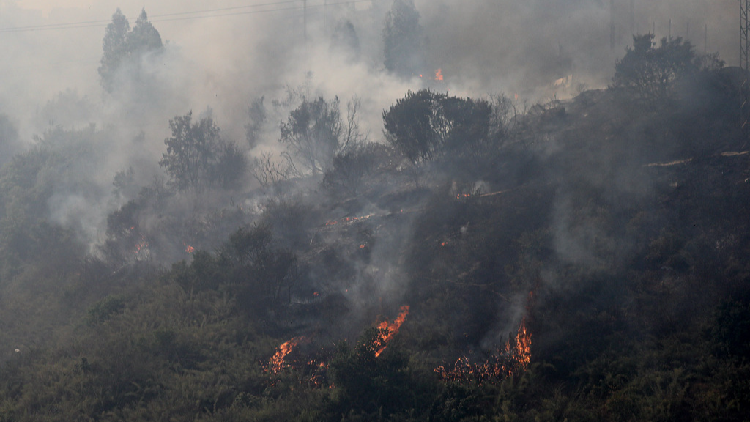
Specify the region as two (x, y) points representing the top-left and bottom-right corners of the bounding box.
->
(0, 0), (741, 348)
(1, 0), (737, 142)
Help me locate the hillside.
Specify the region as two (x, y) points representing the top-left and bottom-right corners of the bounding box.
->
(1, 44), (750, 422)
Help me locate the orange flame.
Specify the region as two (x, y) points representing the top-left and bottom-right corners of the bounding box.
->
(185, 245), (195, 253)
(435, 317), (531, 384)
(373, 306), (410, 357)
(515, 317), (531, 369)
(435, 68), (443, 81)
(269, 336), (307, 374)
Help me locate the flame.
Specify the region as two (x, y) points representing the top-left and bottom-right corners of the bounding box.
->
(325, 213), (374, 226)
(435, 318), (531, 384)
(373, 306), (410, 357)
(435, 68), (443, 81)
(185, 245), (195, 253)
(134, 235), (148, 254)
(360, 244), (366, 249)
(515, 317), (531, 368)
(269, 336), (306, 374)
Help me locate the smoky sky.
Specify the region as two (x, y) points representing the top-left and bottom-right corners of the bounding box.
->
(1, 0), (738, 122)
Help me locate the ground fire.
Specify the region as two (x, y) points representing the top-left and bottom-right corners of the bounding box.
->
(265, 306), (409, 384)
(134, 235), (148, 255)
(435, 317), (531, 384)
(268, 336), (308, 374)
(373, 305), (410, 357)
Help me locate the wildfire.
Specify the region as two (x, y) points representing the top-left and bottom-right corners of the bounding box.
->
(435, 68), (443, 81)
(134, 235), (148, 255)
(325, 213), (374, 226)
(268, 336), (307, 374)
(185, 245), (194, 253)
(266, 336), (331, 388)
(515, 317), (531, 368)
(435, 318), (531, 384)
(373, 306), (410, 357)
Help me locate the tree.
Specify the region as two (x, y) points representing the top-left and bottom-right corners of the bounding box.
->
(0, 114), (20, 166)
(383, 0), (424, 77)
(245, 96), (266, 149)
(279, 96), (342, 176)
(159, 111), (246, 191)
(327, 328), (424, 419)
(383, 89), (510, 182)
(611, 34), (723, 109)
(322, 142), (383, 196)
(212, 140), (247, 189)
(251, 151), (298, 190)
(331, 20), (360, 61)
(382, 89), (446, 163)
(98, 8), (130, 93)
(98, 8), (163, 93)
(127, 9), (163, 56)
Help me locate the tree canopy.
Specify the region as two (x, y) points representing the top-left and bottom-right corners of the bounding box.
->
(279, 96), (342, 176)
(383, 0), (424, 77)
(159, 111), (246, 191)
(98, 8), (163, 93)
(382, 89), (501, 165)
(611, 34), (723, 108)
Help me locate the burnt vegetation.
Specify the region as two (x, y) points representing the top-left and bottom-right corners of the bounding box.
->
(0, 11), (750, 422)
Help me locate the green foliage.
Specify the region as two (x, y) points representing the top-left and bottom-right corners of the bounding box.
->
(86, 295), (125, 325)
(382, 89), (507, 180)
(164, 224), (297, 318)
(327, 328), (431, 420)
(383, 89), (443, 163)
(159, 111), (246, 191)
